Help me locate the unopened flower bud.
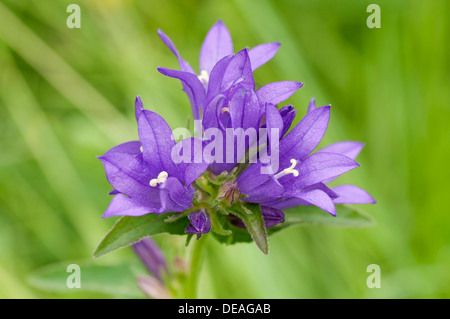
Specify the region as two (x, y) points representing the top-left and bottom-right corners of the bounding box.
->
(136, 275), (171, 299)
(173, 256), (189, 274)
(218, 182), (241, 206)
(185, 209), (211, 239)
(132, 237), (168, 282)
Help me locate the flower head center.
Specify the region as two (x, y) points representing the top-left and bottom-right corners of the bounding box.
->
(197, 70), (209, 85)
(274, 159), (299, 180)
(149, 171), (168, 187)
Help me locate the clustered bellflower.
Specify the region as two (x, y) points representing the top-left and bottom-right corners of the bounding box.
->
(99, 20), (375, 253)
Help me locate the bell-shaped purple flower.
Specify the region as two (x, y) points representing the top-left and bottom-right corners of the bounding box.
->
(157, 20), (282, 122)
(99, 97), (208, 217)
(236, 100), (375, 217)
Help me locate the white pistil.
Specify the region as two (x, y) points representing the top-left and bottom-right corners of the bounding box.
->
(149, 171), (168, 187)
(274, 159), (299, 179)
(197, 70), (209, 85)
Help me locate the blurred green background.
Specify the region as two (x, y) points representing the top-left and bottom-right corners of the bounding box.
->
(0, 0), (449, 298)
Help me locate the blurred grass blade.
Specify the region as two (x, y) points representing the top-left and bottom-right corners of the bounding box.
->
(0, 2), (133, 142)
(28, 261), (144, 298)
(1, 53), (107, 247)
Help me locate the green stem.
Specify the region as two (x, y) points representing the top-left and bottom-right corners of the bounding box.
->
(183, 234), (209, 299)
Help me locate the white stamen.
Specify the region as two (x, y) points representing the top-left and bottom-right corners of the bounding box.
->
(197, 70), (209, 85)
(149, 171), (168, 187)
(140, 146), (143, 153)
(221, 107), (230, 114)
(274, 159), (299, 179)
(149, 179), (159, 187)
(157, 171), (168, 184)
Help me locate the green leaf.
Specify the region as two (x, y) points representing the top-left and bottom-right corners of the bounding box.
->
(94, 213), (189, 258)
(28, 260), (145, 298)
(212, 223), (254, 245)
(213, 204), (374, 247)
(228, 202), (269, 254)
(270, 204), (375, 234)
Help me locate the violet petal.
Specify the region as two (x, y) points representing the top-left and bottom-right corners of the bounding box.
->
(331, 184), (376, 204)
(318, 141), (365, 160)
(137, 110), (181, 180)
(159, 177), (194, 213)
(307, 97), (316, 113)
(248, 42), (281, 71)
(283, 189), (336, 216)
(157, 29), (196, 74)
(220, 48), (254, 92)
(260, 206), (285, 227)
(102, 194), (159, 218)
(98, 151), (159, 204)
(278, 104), (297, 137)
(256, 81), (303, 105)
(292, 152), (360, 190)
(199, 20), (234, 76)
(279, 105), (330, 161)
(157, 67), (206, 120)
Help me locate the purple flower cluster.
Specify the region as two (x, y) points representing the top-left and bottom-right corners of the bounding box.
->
(99, 20), (374, 242)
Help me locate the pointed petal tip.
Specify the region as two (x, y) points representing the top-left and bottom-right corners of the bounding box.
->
(323, 201), (337, 217)
(97, 155), (108, 163)
(135, 95), (144, 109)
(156, 66), (171, 76)
(309, 103), (330, 112)
(101, 211), (113, 218)
(237, 47), (250, 56)
(156, 29), (168, 41)
(211, 19), (229, 31)
(308, 104), (330, 117)
(331, 185), (376, 205)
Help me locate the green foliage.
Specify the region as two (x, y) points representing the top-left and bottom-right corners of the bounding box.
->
(213, 204), (374, 247)
(28, 261), (145, 298)
(275, 204), (375, 230)
(94, 213), (189, 257)
(0, 0), (449, 298)
(221, 202), (269, 254)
